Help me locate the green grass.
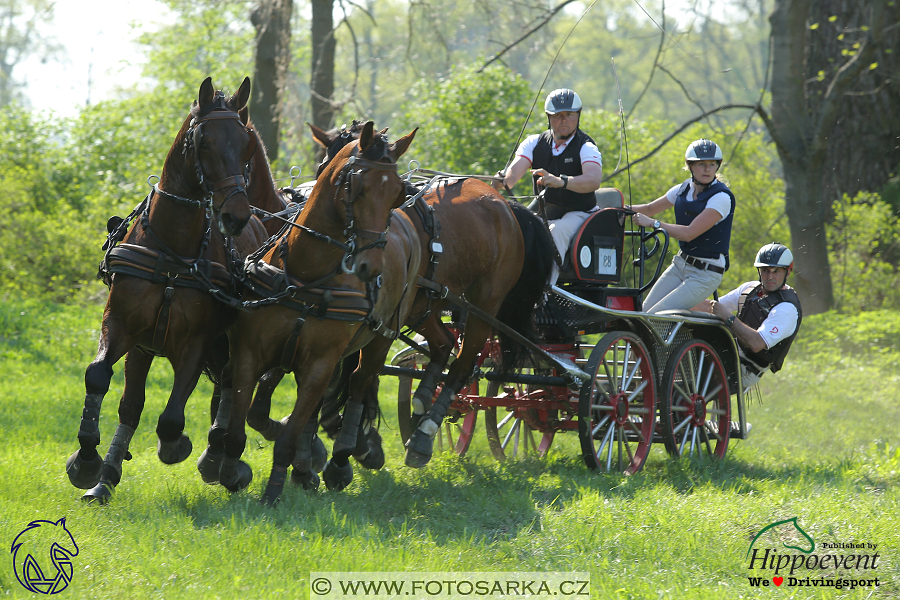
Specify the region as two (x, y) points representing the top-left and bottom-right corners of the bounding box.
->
(1, 300), (898, 599)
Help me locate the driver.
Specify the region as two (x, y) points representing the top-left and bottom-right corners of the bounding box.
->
(694, 243), (802, 390)
(494, 88), (603, 285)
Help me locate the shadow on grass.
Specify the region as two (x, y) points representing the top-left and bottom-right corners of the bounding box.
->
(82, 438), (893, 553)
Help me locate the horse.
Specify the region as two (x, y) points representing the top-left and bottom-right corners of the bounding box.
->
(64, 77), (269, 503)
(300, 121), (556, 470)
(203, 121), (421, 505)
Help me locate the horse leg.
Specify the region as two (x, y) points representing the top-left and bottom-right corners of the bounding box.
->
(352, 373), (385, 470)
(82, 348), (153, 503)
(218, 352), (263, 493)
(405, 316), (493, 468)
(323, 340), (392, 489)
(247, 368), (287, 440)
(288, 403), (324, 491)
(66, 319), (131, 489)
(155, 343), (207, 464)
(408, 315), (455, 432)
(261, 358), (336, 505)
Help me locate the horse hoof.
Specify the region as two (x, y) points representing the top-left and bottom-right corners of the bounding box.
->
(404, 429), (433, 469)
(221, 459), (253, 493)
(311, 435), (328, 473)
(290, 469), (321, 491)
(322, 459), (353, 491)
(66, 449), (103, 489)
(354, 430), (385, 470)
(157, 434), (192, 464)
(196, 447), (223, 484)
(260, 484), (283, 506)
(81, 481), (115, 505)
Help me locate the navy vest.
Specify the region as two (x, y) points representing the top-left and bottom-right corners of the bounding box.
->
(737, 284), (802, 373)
(531, 129), (597, 216)
(673, 179), (735, 262)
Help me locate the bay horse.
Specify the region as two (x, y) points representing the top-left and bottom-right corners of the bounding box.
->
(303, 121), (555, 471)
(205, 122), (421, 505)
(65, 77), (269, 503)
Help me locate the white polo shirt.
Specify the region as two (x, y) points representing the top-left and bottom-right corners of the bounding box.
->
(718, 282), (799, 349)
(515, 133), (602, 167)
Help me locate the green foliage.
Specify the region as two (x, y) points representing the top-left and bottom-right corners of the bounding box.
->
(791, 308), (900, 362)
(138, 0), (254, 96)
(0, 106), (97, 300)
(394, 63), (533, 174)
(827, 191), (900, 311)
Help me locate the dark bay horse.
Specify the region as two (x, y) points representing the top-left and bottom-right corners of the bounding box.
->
(65, 77), (269, 503)
(207, 122), (421, 504)
(305, 122), (555, 470)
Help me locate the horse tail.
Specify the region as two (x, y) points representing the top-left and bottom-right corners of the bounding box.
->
(494, 199), (555, 371)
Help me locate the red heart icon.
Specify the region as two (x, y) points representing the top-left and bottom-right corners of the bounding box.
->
(773, 577), (784, 586)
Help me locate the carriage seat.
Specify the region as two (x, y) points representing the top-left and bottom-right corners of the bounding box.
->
(557, 188), (625, 284)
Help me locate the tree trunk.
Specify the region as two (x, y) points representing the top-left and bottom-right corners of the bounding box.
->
(766, 0), (888, 314)
(250, 0), (293, 162)
(310, 0), (336, 130)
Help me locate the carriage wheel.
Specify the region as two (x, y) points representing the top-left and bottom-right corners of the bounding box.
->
(659, 339), (730, 459)
(578, 331), (655, 475)
(395, 352), (477, 456)
(482, 356), (555, 461)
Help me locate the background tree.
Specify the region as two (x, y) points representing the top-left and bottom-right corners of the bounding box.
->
(250, 0), (293, 161)
(0, 0), (56, 107)
(763, 0), (895, 314)
(310, 0), (336, 129)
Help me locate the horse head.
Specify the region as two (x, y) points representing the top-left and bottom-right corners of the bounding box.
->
(316, 121), (416, 282)
(310, 119), (389, 179)
(181, 77), (256, 237)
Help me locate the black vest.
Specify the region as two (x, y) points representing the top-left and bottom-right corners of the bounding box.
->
(673, 179), (735, 262)
(737, 284), (802, 373)
(531, 129), (597, 217)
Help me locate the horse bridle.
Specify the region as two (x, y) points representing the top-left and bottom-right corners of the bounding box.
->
(170, 92), (257, 216)
(333, 142), (400, 274)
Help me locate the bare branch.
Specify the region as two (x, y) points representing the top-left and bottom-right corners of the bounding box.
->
(477, 0), (580, 73)
(627, 0), (666, 120)
(604, 103), (761, 181)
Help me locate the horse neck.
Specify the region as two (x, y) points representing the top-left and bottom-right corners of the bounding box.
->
(248, 133), (285, 215)
(141, 153), (218, 259)
(281, 183), (347, 280)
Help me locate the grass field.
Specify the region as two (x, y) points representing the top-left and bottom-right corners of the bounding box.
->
(0, 299), (898, 599)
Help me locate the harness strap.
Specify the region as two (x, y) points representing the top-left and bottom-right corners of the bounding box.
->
(152, 277), (176, 352)
(280, 317), (307, 373)
(106, 244), (233, 290)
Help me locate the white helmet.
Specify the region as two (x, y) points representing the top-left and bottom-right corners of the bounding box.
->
(685, 139), (723, 162)
(754, 243), (794, 269)
(544, 89), (582, 114)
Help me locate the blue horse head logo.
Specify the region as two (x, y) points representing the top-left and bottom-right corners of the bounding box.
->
(11, 518), (79, 594)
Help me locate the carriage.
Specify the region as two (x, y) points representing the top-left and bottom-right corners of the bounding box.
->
(382, 183), (750, 475)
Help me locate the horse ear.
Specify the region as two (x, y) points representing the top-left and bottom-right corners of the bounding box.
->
(239, 106), (249, 126)
(389, 128), (418, 161)
(358, 121), (375, 153)
(308, 122), (333, 148)
(198, 77), (214, 108)
(235, 77), (251, 111)
(377, 127), (389, 136)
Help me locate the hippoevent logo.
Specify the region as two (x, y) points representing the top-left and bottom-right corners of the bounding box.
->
(746, 516), (881, 591)
(10, 518), (79, 594)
